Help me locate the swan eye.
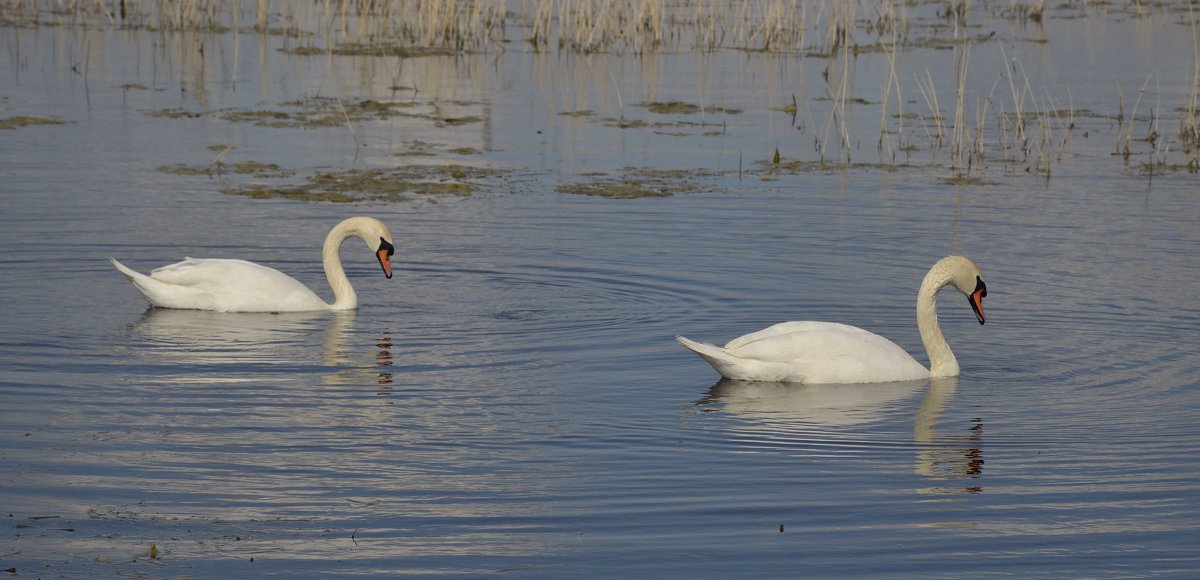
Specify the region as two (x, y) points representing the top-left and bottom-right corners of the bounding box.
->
(378, 238), (395, 257)
(974, 276), (987, 297)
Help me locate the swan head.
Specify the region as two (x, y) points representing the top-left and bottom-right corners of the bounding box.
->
(342, 216), (394, 279)
(941, 255), (987, 325)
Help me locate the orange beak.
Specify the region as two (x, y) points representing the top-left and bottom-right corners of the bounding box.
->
(968, 276), (987, 325)
(377, 248), (393, 279)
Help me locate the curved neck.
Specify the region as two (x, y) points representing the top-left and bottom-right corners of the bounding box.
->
(322, 219), (365, 310)
(916, 262), (959, 377)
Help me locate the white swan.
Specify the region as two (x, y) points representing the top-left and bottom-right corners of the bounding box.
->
(676, 255), (987, 384)
(110, 216), (394, 312)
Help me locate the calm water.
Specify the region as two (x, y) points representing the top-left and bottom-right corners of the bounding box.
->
(3, 3), (1200, 577)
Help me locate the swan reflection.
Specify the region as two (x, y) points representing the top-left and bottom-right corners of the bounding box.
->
(129, 308), (353, 364)
(128, 308), (399, 394)
(699, 378), (925, 427)
(698, 377), (983, 492)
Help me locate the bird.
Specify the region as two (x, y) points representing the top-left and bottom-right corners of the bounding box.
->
(110, 216), (394, 312)
(676, 255), (987, 384)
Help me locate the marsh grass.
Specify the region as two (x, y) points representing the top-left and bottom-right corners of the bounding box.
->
(10, 0), (1200, 184)
(1180, 5), (1200, 166)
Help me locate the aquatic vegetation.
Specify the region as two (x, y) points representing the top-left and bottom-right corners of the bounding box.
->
(224, 97), (415, 128)
(230, 161), (291, 178)
(281, 43), (459, 58)
(157, 160), (291, 178)
(556, 179), (678, 199)
(221, 165), (508, 203)
(640, 101), (743, 115)
(142, 108), (202, 119)
(643, 101), (702, 115)
(0, 116), (68, 130)
(603, 118), (650, 130)
(142, 96), (485, 134)
(556, 167), (712, 199)
(157, 164), (215, 177)
(437, 116), (482, 127)
(9, 0), (1200, 185)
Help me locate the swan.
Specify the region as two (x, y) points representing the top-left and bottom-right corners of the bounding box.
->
(110, 216), (394, 312)
(676, 255), (987, 384)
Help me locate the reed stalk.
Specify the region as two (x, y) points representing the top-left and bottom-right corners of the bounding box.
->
(950, 42), (971, 173)
(1182, 4), (1200, 163)
(916, 67), (945, 152)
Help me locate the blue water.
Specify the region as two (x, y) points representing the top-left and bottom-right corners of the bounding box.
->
(2, 3), (1200, 577)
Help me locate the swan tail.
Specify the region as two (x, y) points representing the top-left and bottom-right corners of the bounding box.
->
(676, 335), (744, 377)
(110, 257), (142, 280)
(676, 335), (726, 360)
(677, 335), (798, 382)
(110, 258), (174, 307)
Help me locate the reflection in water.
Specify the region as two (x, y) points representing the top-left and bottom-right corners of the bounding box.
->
(700, 378), (924, 428)
(129, 307), (369, 384)
(66, 307), (565, 572)
(132, 309), (409, 396)
(376, 332), (394, 390)
(131, 308), (345, 364)
(914, 377), (984, 493)
(700, 377), (983, 493)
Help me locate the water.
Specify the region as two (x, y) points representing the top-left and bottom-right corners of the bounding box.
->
(3, 3), (1200, 577)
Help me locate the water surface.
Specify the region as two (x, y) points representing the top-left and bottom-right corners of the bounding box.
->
(2, 3), (1200, 577)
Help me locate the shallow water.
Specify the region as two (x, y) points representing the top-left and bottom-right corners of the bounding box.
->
(3, 3), (1200, 578)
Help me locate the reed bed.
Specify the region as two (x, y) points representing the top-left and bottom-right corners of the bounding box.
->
(5, 0), (1198, 178)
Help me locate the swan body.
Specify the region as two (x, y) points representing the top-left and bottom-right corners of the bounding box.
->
(677, 255), (987, 384)
(111, 216), (394, 312)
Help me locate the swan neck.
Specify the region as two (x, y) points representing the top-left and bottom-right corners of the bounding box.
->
(322, 220), (360, 310)
(916, 265), (959, 377)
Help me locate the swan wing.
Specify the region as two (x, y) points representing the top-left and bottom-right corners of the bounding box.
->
(115, 258), (327, 312)
(724, 320), (863, 349)
(727, 322), (930, 383)
(150, 258), (297, 288)
(681, 322), (930, 384)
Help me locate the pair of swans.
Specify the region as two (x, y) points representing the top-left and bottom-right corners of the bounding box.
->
(111, 217), (986, 385)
